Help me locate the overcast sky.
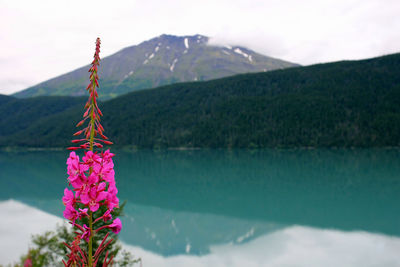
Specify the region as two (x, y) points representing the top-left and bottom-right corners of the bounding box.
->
(1, 0), (399, 95)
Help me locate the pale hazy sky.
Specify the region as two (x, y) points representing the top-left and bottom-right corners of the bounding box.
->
(1, 0), (399, 94)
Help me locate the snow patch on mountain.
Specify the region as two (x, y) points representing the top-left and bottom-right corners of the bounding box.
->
(184, 38), (189, 49)
(170, 58), (178, 72)
(123, 70), (134, 79)
(234, 48), (253, 62)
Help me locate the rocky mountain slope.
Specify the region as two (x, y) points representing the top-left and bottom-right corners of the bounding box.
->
(14, 34), (298, 99)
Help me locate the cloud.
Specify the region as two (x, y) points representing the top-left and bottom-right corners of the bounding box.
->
(0, 0), (399, 94)
(0, 79), (33, 94)
(0, 200), (63, 265)
(209, 0), (400, 64)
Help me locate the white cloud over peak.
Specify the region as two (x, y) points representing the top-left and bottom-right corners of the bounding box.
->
(0, 0), (399, 94)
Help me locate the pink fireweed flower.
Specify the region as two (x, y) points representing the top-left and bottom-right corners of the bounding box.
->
(63, 205), (78, 221)
(102, 149), (115, 161)
(67, 153), (88, 176)
(78, 208), (89, 219)
(93, 161), (115, 184)
(80, 182), (108, 212)
(67, 152), (89, 188)
(75, 172), (99, 199)
(104, 183), (119, 210)
(83, 150), (101, 166)
(67, 151), (79, 165)
(68, 175), (85, 189)
(62, 188), (76, 206)
(24, 256), (32, 267)
(108, 218), (122, 234)
(88, 170), (100, 184)
(74, 180), (90, 199)
(103, 209), (112, 222)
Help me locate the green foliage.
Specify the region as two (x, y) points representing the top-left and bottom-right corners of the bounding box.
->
(1, 52), (400, 148)
(21, 231), (65, 267)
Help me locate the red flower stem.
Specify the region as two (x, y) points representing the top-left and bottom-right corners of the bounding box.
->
(93, 216), (104, 224)
(105, 254), (114, 266)
(93, 233), (110, 259)
(94, 225), (108, 233)
(94, 238), (114, 264)
(63, 242), (73, 250)
(101, 251), (109, 267)
(77, 246), (88, 264)
(69, 222), (84, 232)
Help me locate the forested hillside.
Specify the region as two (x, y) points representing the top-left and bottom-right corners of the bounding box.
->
(1, 53), (400, 148)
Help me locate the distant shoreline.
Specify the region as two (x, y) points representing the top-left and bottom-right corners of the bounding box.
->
(1, 145), (400, 152)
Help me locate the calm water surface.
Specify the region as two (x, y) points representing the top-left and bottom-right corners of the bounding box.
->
(1, 149), (400, 257)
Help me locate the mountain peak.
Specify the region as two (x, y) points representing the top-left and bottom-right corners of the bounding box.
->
(14, 34), (298, 99)
(158, 33), (208, 40)
(136, 34), (209, 52)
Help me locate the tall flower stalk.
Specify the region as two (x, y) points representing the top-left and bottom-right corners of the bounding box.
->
(63, 38), (121, 267)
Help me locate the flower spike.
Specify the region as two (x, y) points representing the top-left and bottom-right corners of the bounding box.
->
(68, 37), (111, 151)
(63, 38), (121, 267)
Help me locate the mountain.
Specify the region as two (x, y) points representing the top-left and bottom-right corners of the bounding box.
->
(1, 52), (400, 149)
(13, 34), (298, 99)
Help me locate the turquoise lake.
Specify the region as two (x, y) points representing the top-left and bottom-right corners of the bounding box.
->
(1, 149), (400, 265)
